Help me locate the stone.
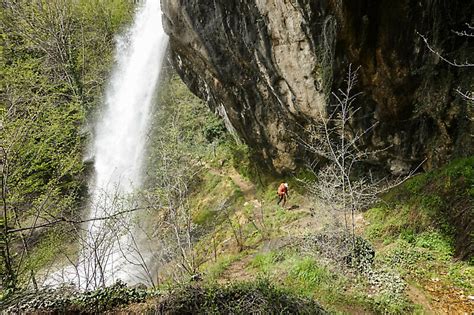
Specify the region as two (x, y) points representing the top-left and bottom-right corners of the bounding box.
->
(162, 0), (473, 173)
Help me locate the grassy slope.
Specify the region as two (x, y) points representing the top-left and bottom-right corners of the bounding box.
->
(364, 157), (474, 314)
(183, 164), (398, 314)
(142, 75), (473, 314)
(172, 154), (474, 314)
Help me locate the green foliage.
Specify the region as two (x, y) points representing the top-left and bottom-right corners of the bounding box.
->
(150, 75), (226, 151)
(203, 253), (243, 281)
(1, 286), (75, 313)
(192, 175), (243, 233)
(22, 228), (72, 277)
(404, 175), (429, 194)
(193, 208), (216, 226)
(158, 279), (326, 314)
(365, 157), (473, 259)
(227, 142), (255, 180)
(380, 240), (435, 275)
(443, 157), (474, 186)
(251, 251), (284, 274)
(368, 290), (414, 315)
(71, 280), (149, 313)
(248, 248), (414, 314)
(288, 258), (335, 294)
(145, 75), (224, 189)
(1, 281), (150, 313)
(140, 74), (233, 275)
(364, 158), (474, 310)
(376, 235), (474, 292)
(249, 251), (359, 311)
(447, 263), (474, 291)
(282, 257), (352, 310)
(0, 0), (134, 291)
(414, 232), (453, 260)
(203, 118), (227, 143)
(190, 173), (240, 229)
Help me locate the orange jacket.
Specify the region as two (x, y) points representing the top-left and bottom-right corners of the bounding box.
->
(277, 183), (288, 196)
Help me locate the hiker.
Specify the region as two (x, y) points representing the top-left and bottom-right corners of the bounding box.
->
(277, 182), (289, 206)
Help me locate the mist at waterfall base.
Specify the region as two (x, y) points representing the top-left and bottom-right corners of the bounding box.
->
(46, 0), (168, 289)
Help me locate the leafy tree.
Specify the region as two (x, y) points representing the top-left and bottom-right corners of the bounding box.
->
(0, 0), (133, 291)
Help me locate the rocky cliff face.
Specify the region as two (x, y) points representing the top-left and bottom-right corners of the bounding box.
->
(162, 0), (473, 173)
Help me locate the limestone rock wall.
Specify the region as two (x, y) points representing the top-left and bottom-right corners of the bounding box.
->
(162, 0), (473, 173)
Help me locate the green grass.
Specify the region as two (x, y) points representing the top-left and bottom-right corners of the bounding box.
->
(447, 263), (474, 291)
(193, 208), (217, 226)
(286, 258), (339, 297)
(202, 253), (244, 281)
(414, 232), (453, 260)
(189, 152), (473, 314)
(366, 157), (473, 253)
(363, 157), (474, 309)
(251, 251), (285, 275)
(247, 250), (387, 313)
(190, 172), (244, 228)
(376, 237), (474, 292)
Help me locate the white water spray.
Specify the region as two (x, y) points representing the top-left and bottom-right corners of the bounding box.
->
(46, 0), (168, 289)
(85, 0), (168, 288)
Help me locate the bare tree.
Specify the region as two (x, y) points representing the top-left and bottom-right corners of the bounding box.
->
(3, 185), (158, 290)
(299, 65), (406, 253)
(142, 109), (205, 280)
(63, 188), (159, 290)
(418, 24), (473, 102)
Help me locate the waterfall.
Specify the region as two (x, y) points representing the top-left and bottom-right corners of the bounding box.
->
(45, 0), (168, 289)
(84, 0), (168, 288)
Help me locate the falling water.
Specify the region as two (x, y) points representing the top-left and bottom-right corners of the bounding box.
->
(84, 0), (168, 288)
(46, 0), (168, 289)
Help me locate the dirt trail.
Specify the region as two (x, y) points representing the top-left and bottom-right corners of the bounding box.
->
(423, 279), (474, 314)
(221, 170), (366, 281)
(218, 255), (254, 285)
(216, 171), (258, 283)
(228, 170), (256, 201)
(227, 169), (366, 238)
(407, 280), (474, 314)
(407, 285), (437, 314)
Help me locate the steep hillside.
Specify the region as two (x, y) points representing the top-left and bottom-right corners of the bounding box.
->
(5, 154), (472, 313)
(3, 74), (472, 314)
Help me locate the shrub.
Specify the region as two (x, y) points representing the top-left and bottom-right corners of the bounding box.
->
(71, 280), (149, 312)
(1, 281), (150, 313)
(157, 279), (326, 314)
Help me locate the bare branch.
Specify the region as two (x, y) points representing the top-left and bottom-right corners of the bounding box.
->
(452, 23), (474, 37)
(7, 207), (147, 234)
(417, 31), (474, 67)
(455, 88), (474, 101)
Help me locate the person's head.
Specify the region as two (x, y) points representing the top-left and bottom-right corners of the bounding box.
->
(284, 183), (288, 188)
